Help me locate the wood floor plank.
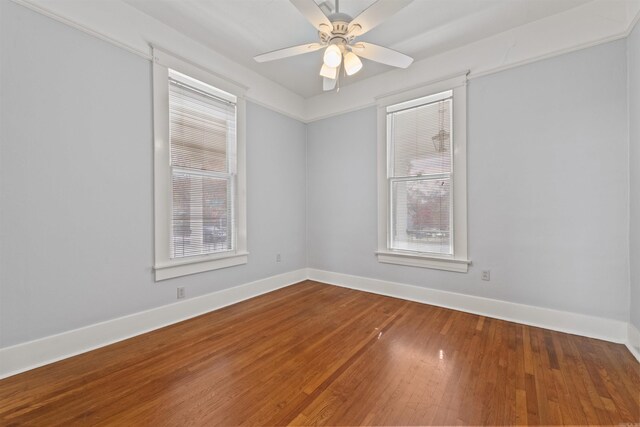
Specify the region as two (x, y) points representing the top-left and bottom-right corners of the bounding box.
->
(1, 281), (638, 426)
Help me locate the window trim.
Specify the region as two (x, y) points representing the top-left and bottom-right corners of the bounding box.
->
(152, 48), (248, 281)
(376, 73), (470, 272)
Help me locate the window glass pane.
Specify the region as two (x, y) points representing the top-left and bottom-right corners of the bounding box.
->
(169, 79), (235, 173)
(391, 178), (451, 255)
(171, 172), (232, 258)
(390, 98), (451, 177)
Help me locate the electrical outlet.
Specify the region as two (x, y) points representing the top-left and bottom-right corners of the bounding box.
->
(177, 287), (185, 299)
(481, 270), (491, 281)
(276, 253), (281, 263)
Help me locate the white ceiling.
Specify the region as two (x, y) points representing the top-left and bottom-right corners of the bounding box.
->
(124, 0), (591, 97)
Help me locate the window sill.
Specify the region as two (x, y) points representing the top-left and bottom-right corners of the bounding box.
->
(154, 251), (249, 281)
(376, 250), (470, 273)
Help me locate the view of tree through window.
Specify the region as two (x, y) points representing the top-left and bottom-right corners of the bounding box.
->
(388, 94), (452, 255)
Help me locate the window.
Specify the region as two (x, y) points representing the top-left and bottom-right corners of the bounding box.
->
(153, 49), (247, 280)
(376, 75), (469, 272)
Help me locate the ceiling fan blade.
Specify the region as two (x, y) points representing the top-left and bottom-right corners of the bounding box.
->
(290, 0), (333, 33)
(320, 63), (338, 79)
(254, 43), (323, 63)
(348, 0), (412, 36)
(350, 42), (413, 68)
(323, 77), (337, 91)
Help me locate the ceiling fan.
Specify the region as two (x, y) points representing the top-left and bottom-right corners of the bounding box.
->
(254, 0), (414, 92)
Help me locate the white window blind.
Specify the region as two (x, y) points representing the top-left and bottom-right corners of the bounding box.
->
(387, 90), (453, 255)
(168, 71), (237, 259)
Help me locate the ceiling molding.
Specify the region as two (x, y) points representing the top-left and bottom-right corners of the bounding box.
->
(304, 0), (640, 122)
(628, 1), (640, 36)
(11, 0), (307, 123)
(9, 0), (640, 124)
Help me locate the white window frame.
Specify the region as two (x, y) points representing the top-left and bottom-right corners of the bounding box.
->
(152, 48), (248, 281)
(376, 74), (470, 272)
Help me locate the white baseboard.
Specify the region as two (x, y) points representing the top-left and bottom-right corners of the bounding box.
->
(2, 267), (636, 380)
(627, 323), (640, 362)
(306, 269), (629, 345)
(0, 269), (307, 380)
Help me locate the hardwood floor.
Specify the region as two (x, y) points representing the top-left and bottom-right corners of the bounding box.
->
(1, 281), (638, 426)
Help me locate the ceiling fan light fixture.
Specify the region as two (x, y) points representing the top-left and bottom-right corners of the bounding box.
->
(254, 0), (415, 92)
(319, 63), (338, 79)
(343, 51), (362, 76)
(323, 44), (342, 68)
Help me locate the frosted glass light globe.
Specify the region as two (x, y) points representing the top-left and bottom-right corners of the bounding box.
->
(323, 44), (342, 68)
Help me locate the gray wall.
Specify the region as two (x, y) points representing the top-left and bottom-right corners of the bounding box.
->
(0, 1), (307, 348)
(307, 40), (630, 321)
(630, 21), (640, 331)
(1, 0), (635, 350)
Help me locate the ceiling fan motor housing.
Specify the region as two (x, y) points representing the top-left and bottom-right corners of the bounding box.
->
(329, 12), (351, 29)
(319, 15), (356, 46)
